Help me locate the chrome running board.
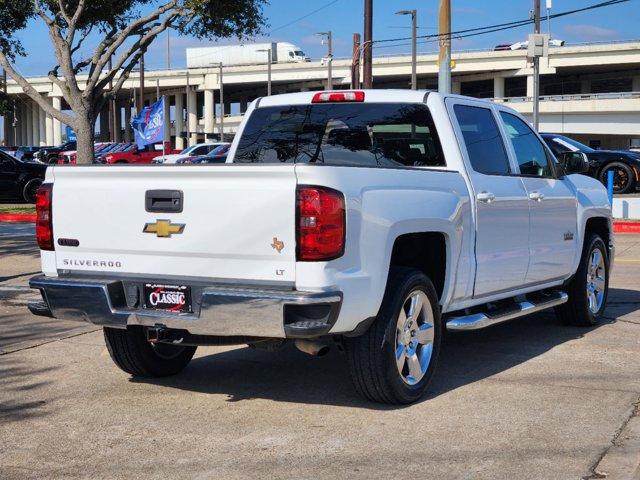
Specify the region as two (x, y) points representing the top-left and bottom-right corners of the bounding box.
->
(446, 290), (568, 331)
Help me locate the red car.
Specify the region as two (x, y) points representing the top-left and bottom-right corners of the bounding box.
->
(101, 142), (179, 164)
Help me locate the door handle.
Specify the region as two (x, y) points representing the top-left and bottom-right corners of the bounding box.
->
(529, 191), (545, 202)
(477, 191), (496, 203)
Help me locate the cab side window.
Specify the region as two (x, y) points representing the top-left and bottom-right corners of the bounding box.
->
(453, 104), (511, 175)
(500, 112), (552, 177)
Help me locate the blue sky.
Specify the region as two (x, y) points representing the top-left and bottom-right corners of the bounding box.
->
(11, 0), (640, 76)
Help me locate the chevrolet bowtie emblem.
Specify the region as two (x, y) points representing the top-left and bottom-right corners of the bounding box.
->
(143, 220), (185, 238)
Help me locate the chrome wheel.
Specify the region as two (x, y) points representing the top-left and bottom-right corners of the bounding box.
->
(586, 247), (606, 314)
(394, 290), (434, 386)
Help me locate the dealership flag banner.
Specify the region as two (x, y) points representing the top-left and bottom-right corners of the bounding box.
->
(131, 97), (165, 149)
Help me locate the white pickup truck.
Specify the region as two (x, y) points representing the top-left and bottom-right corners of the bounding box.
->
(29, 90), (613, 404)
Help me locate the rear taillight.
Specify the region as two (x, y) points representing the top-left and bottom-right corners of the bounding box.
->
(296, 186), (345, 261)
(312, 91), (365, 103)
(36, 184), (53, 251)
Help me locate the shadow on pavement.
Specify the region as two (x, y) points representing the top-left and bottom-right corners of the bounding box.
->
(0, 356), (58, 423)
(0, 236), (39, 258)
(132, 288), (638, 409)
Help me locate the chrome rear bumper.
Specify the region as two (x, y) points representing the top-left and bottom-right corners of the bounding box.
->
(29, 275), (342, 338)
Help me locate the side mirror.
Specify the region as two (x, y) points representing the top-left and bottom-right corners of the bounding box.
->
(558, 151), (589, 175)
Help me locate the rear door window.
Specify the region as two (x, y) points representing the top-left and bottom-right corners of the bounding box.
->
(453, 104), (511, 175)
(234, 103), (446, 168)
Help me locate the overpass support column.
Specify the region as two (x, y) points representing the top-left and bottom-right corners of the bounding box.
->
(493, 77), (505, 99)
(99, 108), (109, 142)
(240, 97), (248, 114)
(45, 98), (54, 146)
(21, 103), (28, 145)
(112, 103), (121, 142)
(187, 88), (197, 146)
(31, 102), (40, 146)
(14, 103), (22, 146)
(633, 76), (640, 92)
(38, 102), (46, 146)
(52, 96), (62, 145)
(175, 94), (184, 150)
(204, 89), (215, 138)
(26, 102), (33, 145)
(452, 80), (461, 95)
(124, 105), (132, 143)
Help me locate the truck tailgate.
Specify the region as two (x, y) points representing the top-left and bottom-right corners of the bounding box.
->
(50, 165), (297, 283)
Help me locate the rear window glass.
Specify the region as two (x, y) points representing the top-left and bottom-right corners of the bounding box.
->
(233, 103), (446, 168)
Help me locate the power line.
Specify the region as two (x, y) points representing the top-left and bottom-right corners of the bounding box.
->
(372, 0), (630, 47)
(268, 0), (342, 35)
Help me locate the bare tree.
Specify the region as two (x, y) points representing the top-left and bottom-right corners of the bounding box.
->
(0, 0), (265, 163)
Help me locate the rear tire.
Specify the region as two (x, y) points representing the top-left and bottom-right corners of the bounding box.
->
(555, 233), (609, 326)
(103, 326), (196, 377)
(344, 267), (442, 404)
(22, 178), (42, 203)
(600, 162), (636, 194)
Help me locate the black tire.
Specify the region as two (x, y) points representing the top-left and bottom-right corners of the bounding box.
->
(344, 267), (442, 404)
(555, 233), (609, 326)
(22, 178), (43, 203)
(600, 162), (636, 194)
(103, 326), (197, 377)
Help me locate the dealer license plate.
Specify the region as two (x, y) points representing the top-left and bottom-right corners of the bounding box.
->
(143, 283), (192, 313)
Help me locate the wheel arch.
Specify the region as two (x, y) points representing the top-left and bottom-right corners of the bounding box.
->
(388, 231), (449, 302)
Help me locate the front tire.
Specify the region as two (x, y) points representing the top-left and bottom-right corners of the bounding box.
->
(344, 268), (442, 404)
(600, 162), (636, 194)
(103, 326), (197, 377)
(555, 233), (609, 326)
(22, 178), (43, 203)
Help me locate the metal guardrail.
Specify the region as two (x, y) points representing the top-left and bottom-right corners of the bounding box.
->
(495, 91), (640, 103)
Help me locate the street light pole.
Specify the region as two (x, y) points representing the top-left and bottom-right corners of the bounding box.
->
(533, 0), (541, 130)
(257, 48), (272, 95)
(396, 9), (417, 90)
(316, 32), (333, 90)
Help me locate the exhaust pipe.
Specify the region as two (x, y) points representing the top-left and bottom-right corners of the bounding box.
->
(294, 339), (330, 357)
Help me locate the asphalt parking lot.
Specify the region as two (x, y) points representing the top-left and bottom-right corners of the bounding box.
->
(1, 224), (639, 480)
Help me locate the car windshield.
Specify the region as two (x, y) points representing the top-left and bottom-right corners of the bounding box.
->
(294, 50), (305, 56)
(206, 145), (229, 157)
(550, 135), (595, 153)
(234, 102), (445, 168)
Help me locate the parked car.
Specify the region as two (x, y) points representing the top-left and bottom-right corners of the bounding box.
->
(541, 133), (640, 194)
(58, 142), (116, 165)
(29, 90), (612, 404)
(152, 142), (225, 164)
(102, 142), (179, 164)
(15, 146), (49, 162)
(0, 149), (47, 202)
(176, 143), (231, 164)
(0, 146), (18, 156)
(34, 141), (77, 164)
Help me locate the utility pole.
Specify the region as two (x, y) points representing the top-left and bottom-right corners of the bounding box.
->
(138, 54), (145, 112)
(363, 0), (373, 88)
(156, 79), (160, 101)
(351, 33), (361, 89)
(257, 48), (272, 95)
(438, 0), (452, 94)
(396, 10), (417, 90)
(218, 63), (224, 143)
(317, 32), (333, 90)
(533, 0), (541, 130)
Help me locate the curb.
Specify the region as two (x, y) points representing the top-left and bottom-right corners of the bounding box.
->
(613, 221), (640, 234)
(0, 213), (37, 223)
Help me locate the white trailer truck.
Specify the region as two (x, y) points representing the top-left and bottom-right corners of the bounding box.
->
(186, 42), (308, 68)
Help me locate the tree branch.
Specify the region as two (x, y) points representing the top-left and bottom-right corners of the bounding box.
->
(0, 51), (76, 127)
(66, 0), (87, 43)
(85, 0), (178, 92)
